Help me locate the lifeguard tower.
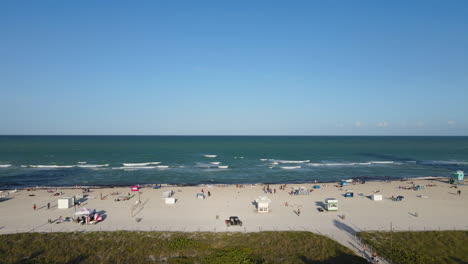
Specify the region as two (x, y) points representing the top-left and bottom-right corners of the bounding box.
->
(449, 171), (464, 184)
(255, 196), (271, 213)
(325, 198), (338, 211)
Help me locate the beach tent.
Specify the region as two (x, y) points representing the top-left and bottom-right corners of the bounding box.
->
(196, 193), (205, 199)
(165, 197), (176, 204)
(325, 198), (338, 211)
(75, 207), (96, 216)
(255, 196), (271, 213)
(372, 194), (382, 201)
(313, 185), (321, 189)
(131, 186), (140, 192)
(340, 181), (347, 186)
(58, 197), (74, 209)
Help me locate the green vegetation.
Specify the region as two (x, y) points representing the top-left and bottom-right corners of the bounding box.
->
(0, 231), (366, 264)
(358, 231), (468, 264)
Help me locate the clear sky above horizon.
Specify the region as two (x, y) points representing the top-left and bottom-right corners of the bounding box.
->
(1, 1), (467, 135)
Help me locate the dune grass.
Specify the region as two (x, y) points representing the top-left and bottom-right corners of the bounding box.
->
(0, 231), (367, 264)
(358, 231), (468, 264)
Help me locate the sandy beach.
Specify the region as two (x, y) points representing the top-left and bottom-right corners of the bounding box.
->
(1, 178), (467, 257)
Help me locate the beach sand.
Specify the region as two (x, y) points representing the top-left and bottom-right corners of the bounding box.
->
(1, 178), (467, 259)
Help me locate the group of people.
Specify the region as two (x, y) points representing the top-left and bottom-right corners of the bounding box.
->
(200, 189), (211, 197)
(74, 213), (101, 225)
(262, 185), (276, 194)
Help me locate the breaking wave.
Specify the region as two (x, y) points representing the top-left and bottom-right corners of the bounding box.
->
(123, 162), (161, 167)
(281, 166), (301, 170)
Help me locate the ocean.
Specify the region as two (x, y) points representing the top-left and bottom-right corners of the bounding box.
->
(0, 136), (467, 188)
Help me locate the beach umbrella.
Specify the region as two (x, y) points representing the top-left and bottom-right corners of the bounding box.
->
(74, 207), (95, 216)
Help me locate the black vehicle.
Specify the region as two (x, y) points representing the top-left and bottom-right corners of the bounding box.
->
(225, 216), (243, 227)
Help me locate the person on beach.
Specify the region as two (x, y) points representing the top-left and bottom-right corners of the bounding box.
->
(47, 202), (50, 209)
(458, 190), (461, 196)
(208, 191), (211, 197)
(33, 203), (36, 210)
(297, 209), (301, 216)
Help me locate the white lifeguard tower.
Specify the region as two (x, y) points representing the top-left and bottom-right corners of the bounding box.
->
(255, 196), (271, 213)
(325, 198), (338, 211)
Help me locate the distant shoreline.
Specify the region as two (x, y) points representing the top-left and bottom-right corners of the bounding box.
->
(0, 176), (448, 190)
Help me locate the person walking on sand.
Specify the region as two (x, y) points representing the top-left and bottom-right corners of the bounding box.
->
(47, 202), (50, 209)
(208, 191), (211, 197)
(458, 190), (461, 196)
(297, 208), (301, 216)
(33, 203), (36, 210)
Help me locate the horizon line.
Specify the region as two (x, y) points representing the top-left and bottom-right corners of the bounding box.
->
(1, 134), (467, 137)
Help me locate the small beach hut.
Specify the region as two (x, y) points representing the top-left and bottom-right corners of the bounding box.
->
(325, 198), (338, 211)
(372, 194), (383, 201)
(255, 196), (271, 213)
(58, 197), (74, 209)
(162, 191), (174, 198)
(165, 197), (176, 204)
(131, 186), (140, 192)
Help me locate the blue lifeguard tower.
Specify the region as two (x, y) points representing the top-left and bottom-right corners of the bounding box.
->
(449, 171), (464, 184)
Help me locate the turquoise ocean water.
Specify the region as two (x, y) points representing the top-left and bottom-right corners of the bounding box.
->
(0, 136), (467, 188)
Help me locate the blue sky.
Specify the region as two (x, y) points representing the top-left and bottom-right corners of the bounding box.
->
(1, 1), (467, 135)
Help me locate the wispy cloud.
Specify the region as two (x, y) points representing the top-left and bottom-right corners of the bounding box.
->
(354, 121), (363, 128)
(376, 121), (389, 128)
(447, 120), (456, 126)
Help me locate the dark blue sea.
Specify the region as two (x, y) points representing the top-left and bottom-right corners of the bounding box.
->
(0, 136), (467, 188)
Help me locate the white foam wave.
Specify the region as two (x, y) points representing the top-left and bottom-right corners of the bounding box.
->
(204, 154), (217, 158)
(281, 166), (301, 170)
(29, 165), (74, 168)
(210, 162), (221, 165)
(306, 161), (399, 167)
(369, 161), (395, 164)
(259, 159), (268, 161)
(123, 162), (161, 166)
(77, 161), (87, 164)
(76, 164), (109, 168)
(0, 164), (11, 168)
(113, 165), (168, 170)
(218, 165), (229, 169)
(277, 160), (310, 164)
(23, 164), (109, 169)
